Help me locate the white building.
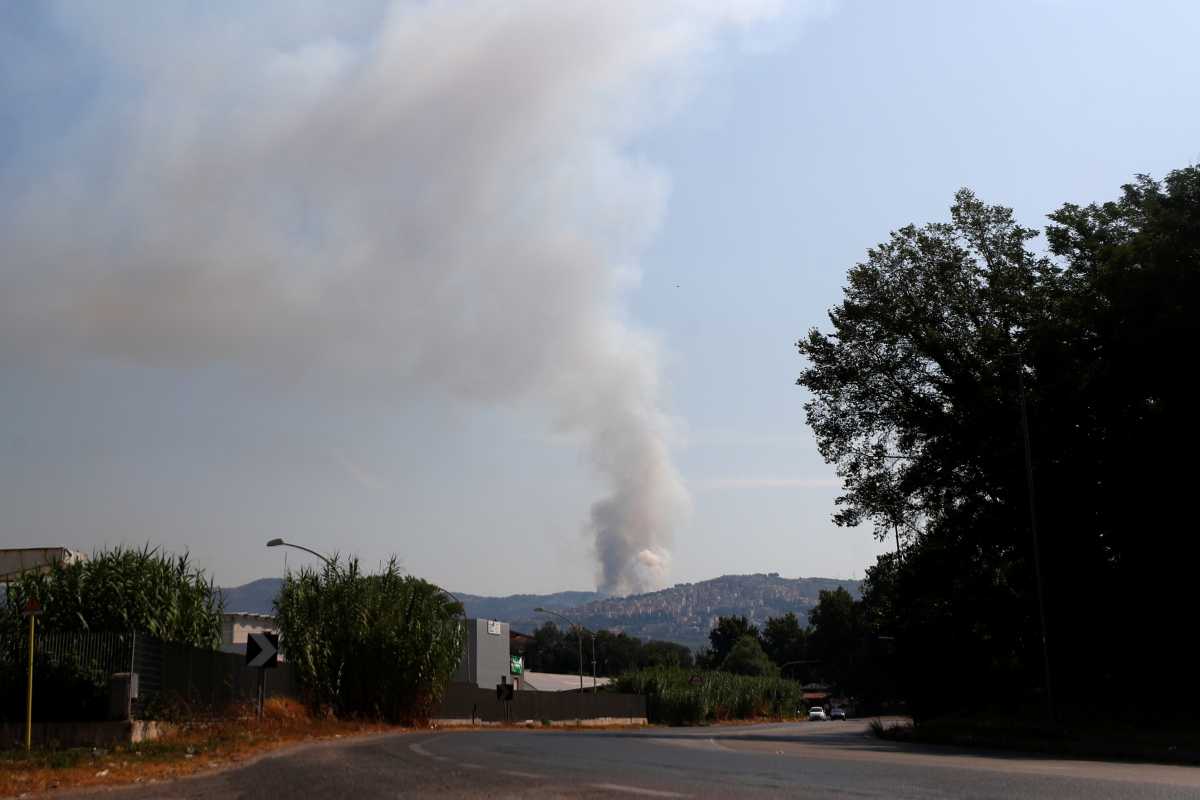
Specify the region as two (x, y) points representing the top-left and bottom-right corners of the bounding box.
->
(220, 611), (280, 656)
(0, 547), (87, 583)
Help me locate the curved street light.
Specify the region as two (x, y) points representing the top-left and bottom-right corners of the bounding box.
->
(265, 538), (333, 567)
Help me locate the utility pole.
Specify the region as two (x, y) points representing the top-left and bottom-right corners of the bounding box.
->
(22, 598), (42, 751)
(1016, 358), (1055, 725)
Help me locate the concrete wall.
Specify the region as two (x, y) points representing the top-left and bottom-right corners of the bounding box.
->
(451, 618), (510, 689)
(0, 720), (173, 749)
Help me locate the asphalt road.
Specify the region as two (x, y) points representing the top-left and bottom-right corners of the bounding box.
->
(77, 720), (1200, 799)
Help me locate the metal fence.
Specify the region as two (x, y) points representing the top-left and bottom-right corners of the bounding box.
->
(2, 630), (298, 721)
(152, 640), (297, 717)
(437, 684), (646, 722)
(36, 629), (136, 678)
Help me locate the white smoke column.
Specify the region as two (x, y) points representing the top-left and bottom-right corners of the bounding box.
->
(0, 1), (809, 594)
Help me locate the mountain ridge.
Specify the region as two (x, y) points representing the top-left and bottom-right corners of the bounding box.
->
(219, 572), (861, 651)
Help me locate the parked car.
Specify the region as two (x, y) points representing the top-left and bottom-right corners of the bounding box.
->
(808, 707), (827, 721)
(829, 707), (846, 720)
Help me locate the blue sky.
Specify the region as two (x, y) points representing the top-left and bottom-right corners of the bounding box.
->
(2, 1), (1197, 594)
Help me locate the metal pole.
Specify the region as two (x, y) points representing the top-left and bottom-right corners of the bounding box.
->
(576, 626), (583, 694)
(591, 635), (596, 693)
(25, 614), (35, 751)
(1016, 363), (1055, 724)
(265, 539), (332, 567)
(575, 625), (583, 724)
(534, 608), (586, 723)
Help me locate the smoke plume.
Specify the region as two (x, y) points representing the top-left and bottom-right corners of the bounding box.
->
(0, 1), (801, 594)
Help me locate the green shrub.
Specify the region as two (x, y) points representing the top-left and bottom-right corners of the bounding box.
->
(0, 545), (222, 649)
(274, 557), (464, 723)
(1, 546), (221, 724)
(616, 667), (804, 725)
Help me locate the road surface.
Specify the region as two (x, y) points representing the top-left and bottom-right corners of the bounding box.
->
(75, 719), (1200, 799)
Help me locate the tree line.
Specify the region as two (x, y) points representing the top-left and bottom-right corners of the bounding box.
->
(522, 587), (889, 707)
(521, 623), (694, 675)
(797, 165), (1199, 723)
(694, 589), (895, 707)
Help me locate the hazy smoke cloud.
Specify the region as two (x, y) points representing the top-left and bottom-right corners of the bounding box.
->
(0, 1), (805, 594)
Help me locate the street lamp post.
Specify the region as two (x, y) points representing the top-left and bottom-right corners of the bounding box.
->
(534, 607), (596, 693)
(265, 538), (333, 566)
(1014, 358), (1055, 726)
(535, 607), (594, 724)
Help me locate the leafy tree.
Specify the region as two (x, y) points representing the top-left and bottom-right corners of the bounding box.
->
(1, 546), (224, 723)
(720, 635), (777, 677)
(593, 630), (640, 676)
(798, 167), (1200, 721)
(525, 622), (576, 673)
(640, 639), (694, 669)
(806, 588), (869, 693)
(529, 626), (694, 676)
(707, 616), (759, 666)
(274, 557), (464, 722)
(760, 612), (809, 673)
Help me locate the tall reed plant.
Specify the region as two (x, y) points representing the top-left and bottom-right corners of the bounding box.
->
(274, 557), (464, 722)
(617, 667), (805, 725)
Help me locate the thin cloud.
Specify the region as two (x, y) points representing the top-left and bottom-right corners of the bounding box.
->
(681, 430), (814, 448)
(333, 452), (389, 493)
(693, 477), (841, 491)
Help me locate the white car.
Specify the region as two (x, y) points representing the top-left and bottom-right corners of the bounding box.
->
(808, 707), (827, 721)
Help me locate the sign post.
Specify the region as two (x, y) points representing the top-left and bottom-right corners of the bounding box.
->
(22, 598), (43, 751)
(495, 677), (514, 722)
(244, 632), (279, 720)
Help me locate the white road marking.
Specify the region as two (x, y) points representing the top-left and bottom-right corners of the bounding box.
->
(587, 783), (687, 798)
(408, 736), (447, 758)
(501, 769), (545, 779)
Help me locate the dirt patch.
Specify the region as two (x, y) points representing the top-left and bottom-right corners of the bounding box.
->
(0, 698), (409, 797)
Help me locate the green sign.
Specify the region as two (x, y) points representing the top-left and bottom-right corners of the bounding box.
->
(510, 655), (524, 676)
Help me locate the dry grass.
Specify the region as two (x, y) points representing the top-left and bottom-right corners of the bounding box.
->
(0, 698), (408, 797)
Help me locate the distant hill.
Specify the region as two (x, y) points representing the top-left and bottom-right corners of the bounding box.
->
(218, 578), (283, 615)
(219, 572), (861, 651)
(217, 580), (602, 619)
(510, 573), (861, 651)
(454, 590), (603, 624)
